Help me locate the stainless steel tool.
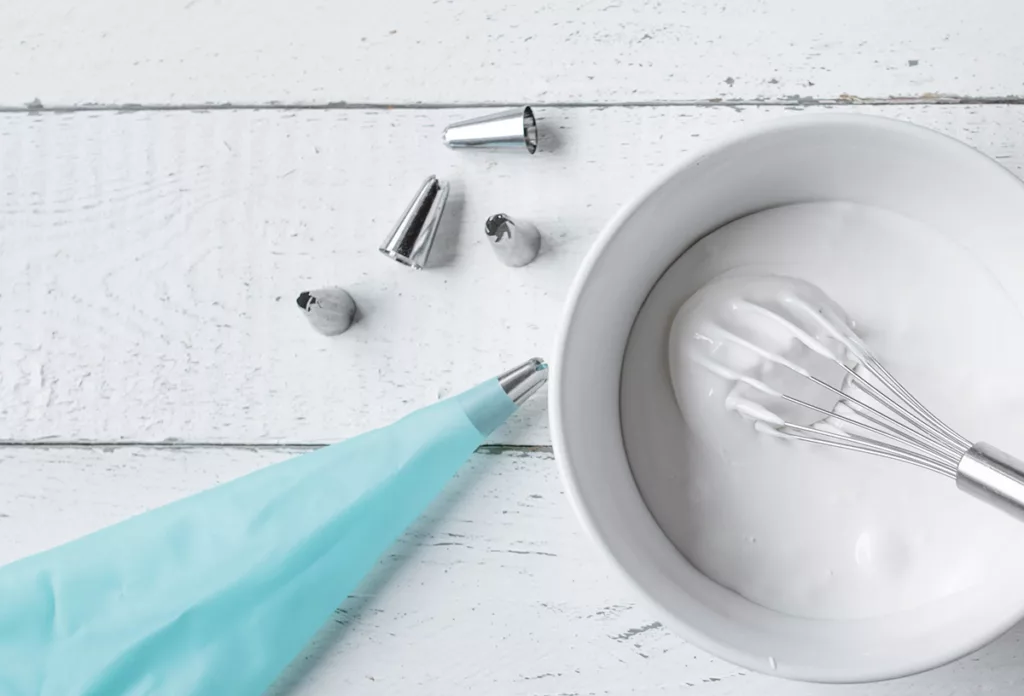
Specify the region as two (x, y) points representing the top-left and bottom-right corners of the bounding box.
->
(485, 213), (541, 267)
(705, 289), (1024, 522)
(498, 357), (548, 405)
(296, 287), (357, 336)
(380, 176), (450, 269)
(443, 107), (538, 154)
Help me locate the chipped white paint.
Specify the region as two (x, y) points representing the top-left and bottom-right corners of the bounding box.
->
(2, 0), (1024, 106)
(0, 446), (1021, 694)
(4, 6), (1024, 688)
(4, 106), (1024, 445)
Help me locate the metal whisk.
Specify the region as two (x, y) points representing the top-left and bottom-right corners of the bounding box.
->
(704, 291), (1024, 523)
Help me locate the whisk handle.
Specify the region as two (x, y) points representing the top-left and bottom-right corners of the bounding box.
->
(956, 442), (1024, 523)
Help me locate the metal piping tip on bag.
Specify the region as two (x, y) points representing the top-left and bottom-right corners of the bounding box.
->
(0, 358), (548, 696)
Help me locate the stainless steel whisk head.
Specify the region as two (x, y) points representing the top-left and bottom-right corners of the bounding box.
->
(700, 285), (1024, 522)
(734, 305), (969, 479)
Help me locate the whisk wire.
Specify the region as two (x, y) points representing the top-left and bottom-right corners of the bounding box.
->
(712, 300), (969, 479)
(862, 358), (972, 450)
(842, 359), (969, 465)
(776, 423), (958, 478)
(797, 370), (960, 460)
(837, 400), (962, 462)
(840, 365), (944, 441)
(780, 392), (956, 464)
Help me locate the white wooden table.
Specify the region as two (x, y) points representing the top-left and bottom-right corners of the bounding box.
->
(3, 1), (1024, 693)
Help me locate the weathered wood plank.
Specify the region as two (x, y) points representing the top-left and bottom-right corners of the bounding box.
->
(1, 446), (1021, 694)
(3, 105), (1024, 444)
(3, 0), (1024, 107)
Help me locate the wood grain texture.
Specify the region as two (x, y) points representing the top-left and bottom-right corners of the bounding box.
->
(5, 3), (1024, 692)
(1, 445), (1021, 695)
(2, 0), (1024, 107)
(4, 105), (1024, 445)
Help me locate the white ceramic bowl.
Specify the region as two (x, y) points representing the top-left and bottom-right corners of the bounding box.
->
(551, 114), (1024, 683)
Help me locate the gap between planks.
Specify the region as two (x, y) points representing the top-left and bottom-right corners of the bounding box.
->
(0, 441), (554, 455)
(5, 94), (1024, 113)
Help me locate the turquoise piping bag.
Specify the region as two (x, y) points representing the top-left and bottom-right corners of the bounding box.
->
(0, 358), (548, 696)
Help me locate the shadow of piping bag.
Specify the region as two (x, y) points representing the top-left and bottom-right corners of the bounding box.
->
(0, 358), (548, 696)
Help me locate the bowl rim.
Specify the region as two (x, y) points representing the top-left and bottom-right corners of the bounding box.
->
(550, 112), (1024, 683)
